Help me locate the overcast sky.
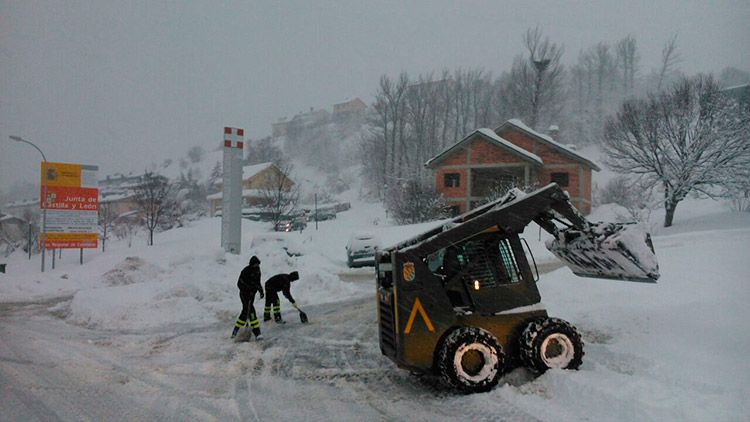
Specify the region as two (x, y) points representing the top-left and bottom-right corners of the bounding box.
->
(2, 0), (748, 193)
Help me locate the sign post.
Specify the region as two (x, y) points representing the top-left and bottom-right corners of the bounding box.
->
(42, 162), (99, 254)
(221, 127), (244, 255)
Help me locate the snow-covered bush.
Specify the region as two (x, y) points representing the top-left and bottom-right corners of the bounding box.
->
(596, 176), (657, 223)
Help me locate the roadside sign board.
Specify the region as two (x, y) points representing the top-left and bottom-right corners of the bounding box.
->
(41, 162), (99, 249)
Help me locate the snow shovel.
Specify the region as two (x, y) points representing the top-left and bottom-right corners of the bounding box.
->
(292, 303), (309, 323)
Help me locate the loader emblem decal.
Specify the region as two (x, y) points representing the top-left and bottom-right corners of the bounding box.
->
(404, 297), (434, 334)
(403, 262), (416, 282)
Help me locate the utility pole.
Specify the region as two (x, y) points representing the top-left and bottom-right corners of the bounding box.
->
(10, 136), (48, 272)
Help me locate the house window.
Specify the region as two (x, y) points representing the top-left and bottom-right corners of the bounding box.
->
(550, 172), (569, 187)
(444, 173), (460, 188)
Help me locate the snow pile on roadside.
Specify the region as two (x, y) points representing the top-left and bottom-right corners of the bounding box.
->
(497, 227), (750, 421)
(101, 256), (164, 286)
(4, 201), (394, 332)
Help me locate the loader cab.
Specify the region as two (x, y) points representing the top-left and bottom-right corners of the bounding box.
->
(424, 231), (541, 315)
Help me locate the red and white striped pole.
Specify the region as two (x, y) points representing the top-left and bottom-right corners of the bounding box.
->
(221, 127), (244, 254)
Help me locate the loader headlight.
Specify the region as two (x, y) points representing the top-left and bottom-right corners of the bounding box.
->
(473, 280), (480, 290)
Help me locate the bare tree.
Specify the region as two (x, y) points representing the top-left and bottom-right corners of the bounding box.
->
(616, 36), (639, 96)
(603, 75), (750, 227)
(366, 73), (410, 195)
(113, 212), (141, 248)
(259, 164), (300, 227)
(133, 172), (173, 245)
(506, 27), (565, 130)
(656, 34), (681, 92)
(98, 200), (117, 252)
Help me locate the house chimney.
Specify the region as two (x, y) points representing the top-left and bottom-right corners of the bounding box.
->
(547, 124), (560, 139)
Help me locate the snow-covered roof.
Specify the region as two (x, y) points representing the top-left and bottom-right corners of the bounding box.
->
(721, 83), (750, 91)
(425, 128), (544, 168)
(100, 192), (135, 203)
(206, 189), (267, 201)
(243, 162), (275, 180)
(0, 213), (27, 224)
(496, 119), (601, 171)
(4, 199), (39, 208)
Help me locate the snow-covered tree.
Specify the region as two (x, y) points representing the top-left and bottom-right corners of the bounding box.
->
(385, 179), (446, 225)
(206, 161), (222, 195)
(603, 75), (750, 227)
(245, 136), (284, 166)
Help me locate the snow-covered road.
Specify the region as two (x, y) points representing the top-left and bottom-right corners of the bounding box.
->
(1, 294), (538, 421)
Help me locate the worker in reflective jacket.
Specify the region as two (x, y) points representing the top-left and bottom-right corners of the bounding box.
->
(232, 256), (264, 339)
(263, 271), (299, 323)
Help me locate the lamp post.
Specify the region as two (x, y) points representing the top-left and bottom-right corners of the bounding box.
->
(9, 136), (48, 272)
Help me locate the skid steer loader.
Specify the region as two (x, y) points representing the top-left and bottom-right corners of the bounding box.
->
(375, 183), (659, 393)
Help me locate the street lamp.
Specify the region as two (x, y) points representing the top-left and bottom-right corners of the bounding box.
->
(9, 136), (48, 272)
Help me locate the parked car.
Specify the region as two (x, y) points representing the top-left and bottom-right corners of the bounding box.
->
(250, 234), (303, 257)
(311, 211), (336, 221)
(274, 216), (307, 232)
(345, 232), (381, 267)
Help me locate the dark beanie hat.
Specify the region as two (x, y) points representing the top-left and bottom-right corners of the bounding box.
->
(289, 271), (299, 281)
(249, 256), (260, 265)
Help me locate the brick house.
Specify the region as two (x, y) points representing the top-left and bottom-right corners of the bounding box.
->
(332, 98), (367, 121)
(426, 119), (600, 215)
(207, 162), (294, 217)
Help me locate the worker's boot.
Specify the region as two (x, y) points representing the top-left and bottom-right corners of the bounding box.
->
(273, 303), (283, 323)
(231, 326), (240, 338)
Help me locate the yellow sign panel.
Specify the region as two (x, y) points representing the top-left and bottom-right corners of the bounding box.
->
(42, 162), (81, 187)
(44, 233), (98, 249)
(404, 297), (435, 334)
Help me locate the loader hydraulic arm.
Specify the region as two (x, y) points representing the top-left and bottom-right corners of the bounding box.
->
(389, 183), (659, 283)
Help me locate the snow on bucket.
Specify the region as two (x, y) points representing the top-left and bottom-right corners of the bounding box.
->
(545, 222), (660, 283)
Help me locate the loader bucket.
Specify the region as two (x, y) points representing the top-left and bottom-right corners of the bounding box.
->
(545, 222), (659, 283)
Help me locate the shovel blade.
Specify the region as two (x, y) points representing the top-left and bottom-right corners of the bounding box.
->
(546, 222), (659, 283)
(299, 311), (309, 323)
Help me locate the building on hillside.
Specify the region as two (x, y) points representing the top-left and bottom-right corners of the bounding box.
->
(2, 199), (40, 222)
(272, 118), (290, 138)
(98, 172), (169, 219)
(272, 108), (331, 138)
(426, 119), (600, 216)
(206, 162), (294, 217)
(332, 98), (367, 121)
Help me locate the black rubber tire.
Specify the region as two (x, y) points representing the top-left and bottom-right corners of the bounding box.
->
(437, 327), (504, 393)
(519, 317), (584, 373)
